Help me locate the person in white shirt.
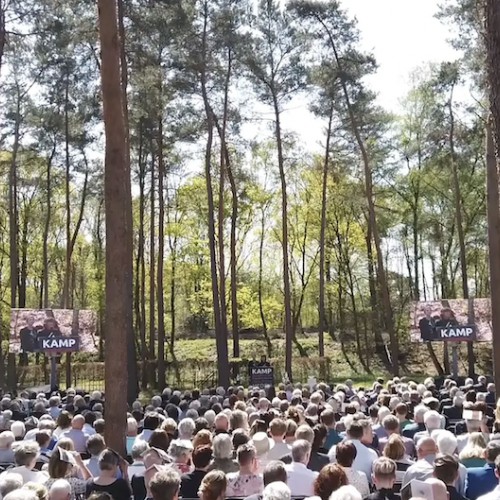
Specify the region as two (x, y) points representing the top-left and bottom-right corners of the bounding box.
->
(401, 436), (437, 488)
(267, 419), (291, 461)
(0, 441), (47, 484)
(284, 439), (318, 497)
(84, 434), (106, 477)
(128, 441), (148, 480)
(58, 416), (90, 454)
(329, 420), (378, 483)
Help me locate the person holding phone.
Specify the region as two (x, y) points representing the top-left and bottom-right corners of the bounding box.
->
(85, 449), (131, 500)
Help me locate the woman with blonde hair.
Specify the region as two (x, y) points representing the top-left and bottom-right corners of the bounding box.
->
(382, 434), (413, 492)
(459, 432), (488, 468)
(198, 470), (226, 500)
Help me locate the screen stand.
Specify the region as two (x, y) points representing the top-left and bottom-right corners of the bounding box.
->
(50, 356), (58, 392)
(451, 344), (459, 378)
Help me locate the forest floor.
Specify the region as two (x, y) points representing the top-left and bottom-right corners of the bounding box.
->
(168, 336), (493, 379)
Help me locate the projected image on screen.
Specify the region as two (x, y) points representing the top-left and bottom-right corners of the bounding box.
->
(10, 309), (98, 354)
(409, 299), (492, 343)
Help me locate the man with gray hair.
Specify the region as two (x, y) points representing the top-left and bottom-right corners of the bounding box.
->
(0, 473), (23, 498)
(208, 434), (238, 473)
(413, 410), (442, 444)
(3, 489), (37, 500)
(149, 468), (181, 500)
(284, 440), (318, 497)
(48, 479), (71, 500)
(0, 442), (46, 484)
(262, 482), (291, 500)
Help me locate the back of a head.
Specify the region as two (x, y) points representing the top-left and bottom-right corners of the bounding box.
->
(149, 468), (181, 500)
(435, 430), (457, 456)
(4, 490), (38, 500)
(416, 436), (437, 458)
(237, 443), (256, 467)
(295, 424), (314, 444)
(0, 473), (23, 498)
(328, 485), (362, 500)
(199, 470), (227, 500)
(424, 411), (442, 431)
(192, 445), (213, 470)
(314, 464), (348, 500)
(263, 481), (291, 500)
(98, 449), (119, 472)
(346, 421), (363, 441)
(11, 422), (26, 440)
(291, 439), (311, 464)
(382, 415), (400, 433)
(335, 441), (357, 468)
(486, 441), (500, 463)
(372, 457), (396, 487)
(48, 479), (71, 500)
(414, 405), (428, 424)
(144, 413), (161, 431)
(87, 434), (106, 457)
(71, 415), (85, 430)
(212, 433), (232, 460)
(263, 461), (287, 486)
(131, 441), (149, 461)
(433, 454), (459, 485)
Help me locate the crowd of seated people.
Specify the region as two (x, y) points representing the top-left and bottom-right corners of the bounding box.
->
(0, 376), (496, 500)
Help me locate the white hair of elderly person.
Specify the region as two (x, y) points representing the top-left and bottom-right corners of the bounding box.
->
(208, 434), (238, 474)
(0, 473), (23, 498)
(0, 431), (16, 463)
(328, 485), (362, 500)
(177, 418), (196, 440)
(262, 482), (291, 500)
(48, 479), (71, 500)
(3, 489), (38, 500)
(10, 422), (26, 441)
(413, 411), (443, 444)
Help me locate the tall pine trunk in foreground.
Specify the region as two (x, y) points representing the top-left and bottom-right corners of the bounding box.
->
(485, 0), (500, 393)
(97, 0), (132, 455)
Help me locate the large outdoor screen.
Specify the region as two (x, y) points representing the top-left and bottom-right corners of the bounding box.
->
(10, 308), (98, 354)
(409, 299), (492, 343)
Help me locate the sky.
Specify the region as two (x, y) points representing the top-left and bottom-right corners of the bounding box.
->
(271, 0), (462, 152)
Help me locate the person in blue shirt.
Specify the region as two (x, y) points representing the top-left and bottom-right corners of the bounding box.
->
(466, 441), (500, 500)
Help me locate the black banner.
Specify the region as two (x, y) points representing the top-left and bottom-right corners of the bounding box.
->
(436, 325), (476, 341)
(249, 366), (274, 387)
(38, 336), (80, 353)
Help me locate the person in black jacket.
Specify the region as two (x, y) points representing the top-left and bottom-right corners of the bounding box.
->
(418, 305), (438, 341)
(180, 445), (212, 499)
(19, 316), (39, 353)
(365, 457), (399, 500)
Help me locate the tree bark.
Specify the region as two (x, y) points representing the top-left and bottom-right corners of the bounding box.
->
(272, 92), (294, 380)
(448, 91), (475, 376)
(486, 0), (500, 392)
(318, 105), (334, 358)
(97, 0), (132, 456)
(117, 0), (138, 402)
(157, 114), (166, 390)
(200, 0), (229, 387)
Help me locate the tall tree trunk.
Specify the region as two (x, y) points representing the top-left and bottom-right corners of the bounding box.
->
(0, 0), (6, 77)
(63, 71), (72, 309)
(218, 48), (232, 358)
(485, 0), (500, 391)
(272, 91), (294, 380)
(149, 153), (155, 384)
(258, 206), (272, 356)
(97, 0), (132, 455)
(318, 17), (398, 374)
(200, 0), (229, 387)
(318, 105), (334, 358)
(157, 114), (166, 390)
(448, 92), (475, 376)
(117, 0), (138, 402)
(135, 124), (148, 390)
(41, 145), (56, 309)
(10, 92), (20, 311)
